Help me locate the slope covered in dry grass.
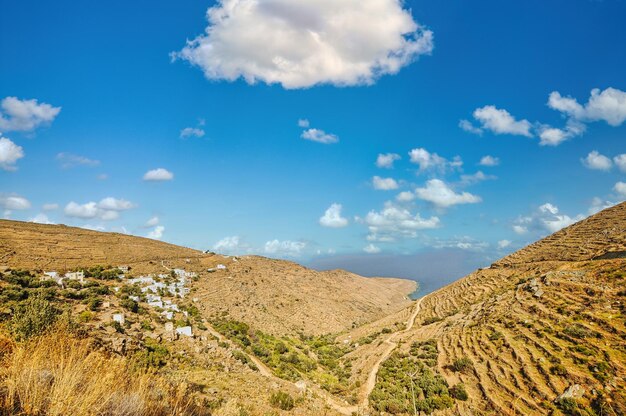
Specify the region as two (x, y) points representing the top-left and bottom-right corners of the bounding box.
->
(359, 202), (626, 415)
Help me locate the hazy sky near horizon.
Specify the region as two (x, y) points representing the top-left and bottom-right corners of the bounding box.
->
(1, 0), (625, 278)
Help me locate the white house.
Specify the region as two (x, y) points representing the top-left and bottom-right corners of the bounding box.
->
(112, 313), (125, 325)
(176, 326), (193, 337)
(65, 271), (85, 282)
(118, 265), (130, 273)
(162, 311), (174, 320)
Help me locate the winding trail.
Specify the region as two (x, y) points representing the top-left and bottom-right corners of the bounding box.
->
(198, 286), (426, 415)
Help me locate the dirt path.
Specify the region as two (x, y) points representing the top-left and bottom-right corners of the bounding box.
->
(199, 292), (426, 415)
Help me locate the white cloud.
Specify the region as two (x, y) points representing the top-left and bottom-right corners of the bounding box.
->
(0, 136), (24, 171)
(147, 225), (165, 240)
(614, 181), (626, 198)
(376, 153), (401, 169)
(264, 239), (306, 257)
(64, 197), (136, 221)
(298, 119), (310, 128)
(360, 202), (439, 241)
(42, 203), (59, 211)
(81, 224), (106, 232)
(497, 239), (511, 249)
(29, 213), (54, 224)
(301, 128), (338, 144)
(396, 191), (415, 202)
(180, 127), (205, 138)
(145, 216), (160, 227)
(581, 150), (613, 171)
(479, 155), (500, 167)
(408, 148), (462, 173)
(548, 87), (626, 126)
(174, 0), (433, 89)
(613, 154), (626, 173)
(372, 176), (399, 190)
(470, 105), (533, 137)
(513, 225), (528, 235)
(415, 179), (481, 208)
(458, 119), (483, 135)
(536, 120), (585, 146)
(0, 194), (31, 210)
(143, 168), (174, 181)
(213, 236), (247, 254)
(513, 203), (584, 235)
(588, 197), (616, 215)
(459, 171), (496, 186)
(433, 236), (488, 251)
(363, 243), (381, 254)
(0, 97), (61, 132)
(56, 152), (100, 169)
(64, 202), (99, 219)
(319, 203), (348, 228)
(98, 197), (136, 211)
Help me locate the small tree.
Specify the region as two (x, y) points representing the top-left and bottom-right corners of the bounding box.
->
(10, 295), (59, 341)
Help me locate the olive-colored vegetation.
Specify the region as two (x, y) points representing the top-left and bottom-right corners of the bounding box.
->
(211, 317), (353, 393)
(369, 340), (461, 415)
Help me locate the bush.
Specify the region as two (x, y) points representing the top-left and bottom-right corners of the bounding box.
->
(550, 364), (568, 376)
(10, 295), (59, 341)
(269, 391), (294, 411)
(449, 383), (468, 401)
(450, 357), (473, 373)
(120, 298), (139, 313)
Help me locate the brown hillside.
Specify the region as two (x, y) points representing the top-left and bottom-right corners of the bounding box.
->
(340, 202), (626, 415)
(0, 219), (415, 336)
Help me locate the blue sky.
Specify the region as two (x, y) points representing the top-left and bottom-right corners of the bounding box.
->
(1, 0), (625, 283)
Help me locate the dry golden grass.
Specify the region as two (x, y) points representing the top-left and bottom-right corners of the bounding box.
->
(0, 328), (206, 416)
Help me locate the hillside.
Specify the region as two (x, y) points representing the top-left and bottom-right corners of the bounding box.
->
(346, 201), (626, 415)
(0, 219), (415, 336)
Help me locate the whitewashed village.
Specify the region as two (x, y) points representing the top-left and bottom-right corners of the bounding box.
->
(38, 261), (232, 345)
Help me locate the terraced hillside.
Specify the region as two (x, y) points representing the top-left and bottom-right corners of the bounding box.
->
(362, 202), (626, 415)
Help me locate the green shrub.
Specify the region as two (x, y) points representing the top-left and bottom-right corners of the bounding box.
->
(120, 298), (139, 313)
(77, 310), (94, 323)
(10, 295), (60, 341)
(450, 357), (473, 373)
(269, 391), (294, 411)
(449, 383), (468, 400)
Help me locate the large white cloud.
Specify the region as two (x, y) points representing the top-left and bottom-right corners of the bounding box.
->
(174, 0), (433, 89)
(548, 87), (626, 126)
(64, 197), (136, 221)
(408, 148), (462, 173)
(0, 136), (24, 171)
(615, 182), (626, 198)
(581, 150), (612, 171)
(415, 179), (481, 208)
(143, 168), (174, 181)
(0, 97), (61, 132)
(372, 176), (399, 190)
(319, 203), (348, 228)
(359, 202), (439, 242)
